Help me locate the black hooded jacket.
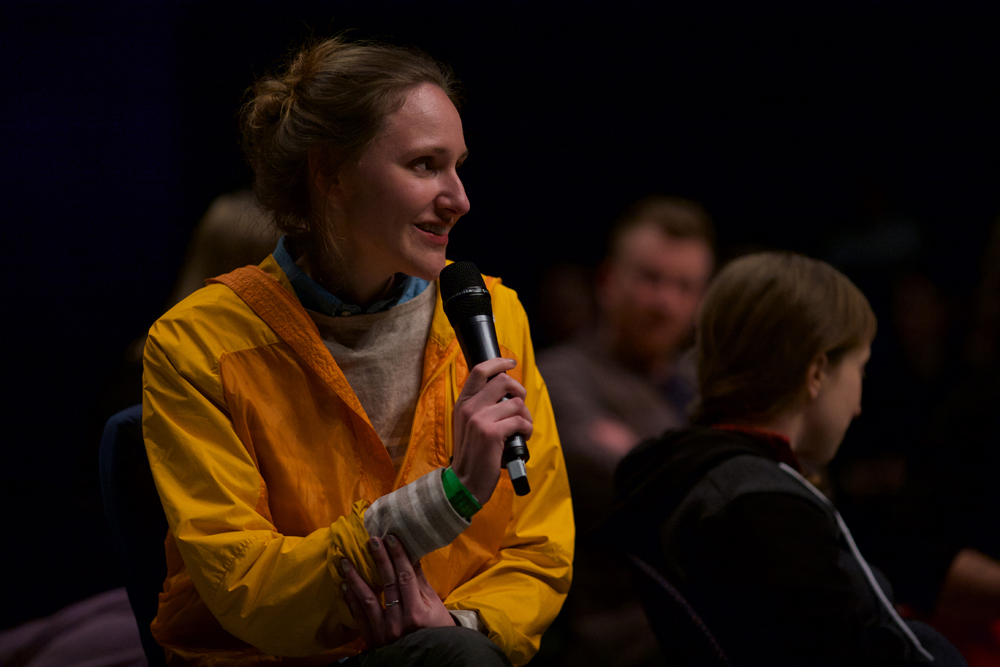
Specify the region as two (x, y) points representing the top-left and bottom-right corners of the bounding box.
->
(609, 427), (931, 666)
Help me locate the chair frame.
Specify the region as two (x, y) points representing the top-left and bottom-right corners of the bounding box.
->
(627, 554), (730, 666)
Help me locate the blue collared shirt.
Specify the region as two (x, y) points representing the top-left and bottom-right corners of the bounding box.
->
(273, 236), (431, 317)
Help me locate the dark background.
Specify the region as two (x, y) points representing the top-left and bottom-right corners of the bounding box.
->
(3, 0), (998, 630)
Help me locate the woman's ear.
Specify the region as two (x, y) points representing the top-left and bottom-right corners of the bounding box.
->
(308, 149), (339, 195)
(307, 150), (348, 229)
(805, 352), (829, 401)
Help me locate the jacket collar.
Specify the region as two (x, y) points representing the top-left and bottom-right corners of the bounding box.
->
(259, 253), (477, 402)
(711, 424), (801, 473)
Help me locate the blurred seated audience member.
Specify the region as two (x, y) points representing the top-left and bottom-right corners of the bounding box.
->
(611, 252), (965, 666)
(102, 189), (278, 405)
(538, 195), (715, 529)
(166, 190), (282, 310)
(89, 189), (279, 448)
(536, 196), (714, 667)
(875, 219), (1000, 666)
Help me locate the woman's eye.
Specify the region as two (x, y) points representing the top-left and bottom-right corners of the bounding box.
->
(413, 158), (434, 172)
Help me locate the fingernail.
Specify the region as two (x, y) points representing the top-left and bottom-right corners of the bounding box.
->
(505, 358), (517, 366)
(386, 535), (397, 548)
(340, 558), (351, 572)
(341, 582), (348, 592)
(369, 537), (380, 550)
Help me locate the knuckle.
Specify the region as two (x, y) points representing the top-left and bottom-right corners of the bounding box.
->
(467, 414), (487, 434)
(397, 569), (416, 586)
(458, 402), (476, 421)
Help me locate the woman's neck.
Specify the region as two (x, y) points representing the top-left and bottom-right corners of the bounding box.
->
(297, 250), (395, 309)
(729, 410), (806, 455)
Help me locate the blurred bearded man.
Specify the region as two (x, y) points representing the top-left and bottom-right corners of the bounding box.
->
(540, 195), (715, 526)
(537, 196), (715, 667)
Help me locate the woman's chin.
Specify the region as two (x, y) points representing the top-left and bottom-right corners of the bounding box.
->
(407, 251), (448, 281)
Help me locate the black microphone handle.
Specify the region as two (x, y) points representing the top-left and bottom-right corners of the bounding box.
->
(454, 315), (531, 496)
(455, 316), (502, 364)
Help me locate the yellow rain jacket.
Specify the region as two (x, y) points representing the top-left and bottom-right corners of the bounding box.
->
(142, 257), (574, 666)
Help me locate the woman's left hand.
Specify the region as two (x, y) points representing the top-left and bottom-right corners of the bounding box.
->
(341, 535), (455, 647)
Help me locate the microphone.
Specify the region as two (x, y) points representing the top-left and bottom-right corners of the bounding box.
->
(440, 261), (530, 496)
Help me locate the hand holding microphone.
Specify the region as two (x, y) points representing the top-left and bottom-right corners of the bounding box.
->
(441, 262), (532, 497)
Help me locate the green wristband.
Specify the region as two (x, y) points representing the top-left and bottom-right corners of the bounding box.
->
(442, 467), (482, 520)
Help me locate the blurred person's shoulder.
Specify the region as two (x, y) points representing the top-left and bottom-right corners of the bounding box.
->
(536, 333), (602, 383)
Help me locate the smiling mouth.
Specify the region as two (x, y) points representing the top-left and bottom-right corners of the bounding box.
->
(415, 222), (448, 236)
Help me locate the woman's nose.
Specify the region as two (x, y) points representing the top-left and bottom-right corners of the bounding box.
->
(439, 172), (471, 217)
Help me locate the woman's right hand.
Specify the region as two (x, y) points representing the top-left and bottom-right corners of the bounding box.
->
(452, 358), (533, 505)
(341, 536), (454, 648)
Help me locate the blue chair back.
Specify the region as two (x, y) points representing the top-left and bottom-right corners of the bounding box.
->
(98, 404), (168, 667)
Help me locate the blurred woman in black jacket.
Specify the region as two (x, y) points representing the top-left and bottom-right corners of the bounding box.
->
(612, 252), (965, 666)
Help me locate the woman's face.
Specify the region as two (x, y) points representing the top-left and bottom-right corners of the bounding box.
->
(327, 83), (470, 294)
(798, 344), (870, 465)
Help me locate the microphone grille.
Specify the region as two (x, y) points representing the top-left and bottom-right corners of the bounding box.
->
(440, 261), (493, 319)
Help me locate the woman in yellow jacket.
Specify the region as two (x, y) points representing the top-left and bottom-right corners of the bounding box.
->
(142, 37), (573, 666)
